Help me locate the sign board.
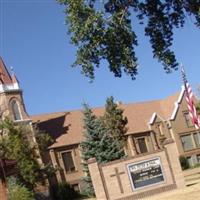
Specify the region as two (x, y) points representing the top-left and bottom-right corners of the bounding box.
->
(127, 157), (164, 190)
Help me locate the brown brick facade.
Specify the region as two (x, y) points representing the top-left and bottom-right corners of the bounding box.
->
(88, 140), (185, 200)
(32, 88), (200, 191)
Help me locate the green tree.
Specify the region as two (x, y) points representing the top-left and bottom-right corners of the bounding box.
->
(80, 103), (126, 196)
(103, 96), (128, 147)
(34, 126), (53, 155)
(8, 177), (34, 200)
(0, 118), (54, 190)
(58, 0), (200, 80)
(179, 156), (189, 170)
(80, 104), (98, 197)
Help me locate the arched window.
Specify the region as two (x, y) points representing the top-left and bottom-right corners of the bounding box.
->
(11, 100), (21, 120)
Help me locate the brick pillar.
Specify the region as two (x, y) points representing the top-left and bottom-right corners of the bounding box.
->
(127, 136), (137, 156)
(150, 131), (159, 150)
(49, 149), (62, 182)
(88, 158), (107, 200)
(0, 179), (7, 200)
(163, 138), (185, 189)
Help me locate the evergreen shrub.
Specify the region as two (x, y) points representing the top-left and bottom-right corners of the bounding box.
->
(50, 182), (80, 200)
(179, 156), (190, 170)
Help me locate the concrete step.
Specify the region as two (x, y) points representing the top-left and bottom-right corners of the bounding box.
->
(184, 170), (200, 186)
(185, 174), (200, 186)
(184, 173), (200, 179)
(183, 167), (200, 177)
(185, 176), (200, 182)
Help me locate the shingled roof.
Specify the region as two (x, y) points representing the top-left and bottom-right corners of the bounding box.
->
(31, 91), (181, 149)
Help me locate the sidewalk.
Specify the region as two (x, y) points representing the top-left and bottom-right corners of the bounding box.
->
(148, 182), (200, 200)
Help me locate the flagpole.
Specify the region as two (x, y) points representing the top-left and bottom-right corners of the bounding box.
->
(180, 63), (188, 97)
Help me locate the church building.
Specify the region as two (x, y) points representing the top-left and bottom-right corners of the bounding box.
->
(31, 79), (200, 192)
(0, 57), (200, 194)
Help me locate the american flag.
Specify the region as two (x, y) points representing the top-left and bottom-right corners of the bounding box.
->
(181, 65), (200, 129)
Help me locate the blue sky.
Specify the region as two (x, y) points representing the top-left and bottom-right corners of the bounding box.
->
(0, 0), (200, 115)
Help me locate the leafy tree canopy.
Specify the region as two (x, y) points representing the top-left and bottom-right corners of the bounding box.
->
(0, 118), (54, 190)
(58, 0), (200, 80)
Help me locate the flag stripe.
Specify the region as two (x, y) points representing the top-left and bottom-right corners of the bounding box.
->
(181, 66), (200, 129)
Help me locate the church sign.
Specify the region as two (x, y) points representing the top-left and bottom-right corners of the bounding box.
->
(127, 157), (164, 190)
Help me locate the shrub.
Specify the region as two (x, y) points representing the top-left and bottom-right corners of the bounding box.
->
(8, 177), (34, 200)
(50, 182), (80, 200)
(191, 163), (200, 169)
(179, 156), (190, 170)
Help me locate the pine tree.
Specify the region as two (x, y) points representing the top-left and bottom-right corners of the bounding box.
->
(103, 96), (128, 149)
(80, 103), (126, 196)
(80, 104), (98, 197)
(91, 117), (124, 163)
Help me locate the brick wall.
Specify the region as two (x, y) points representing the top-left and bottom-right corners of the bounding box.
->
(88, 139), (185, 200)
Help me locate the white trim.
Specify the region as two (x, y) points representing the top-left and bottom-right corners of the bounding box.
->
(148, 112), (165, 125)
(13, 82), (20, 89)
(0, 83), (20, 92)
(156, 114), (165, 122)
(149, 112), (157, 125)
(170, 85), (185, 120)
(14, 119), (31, 123)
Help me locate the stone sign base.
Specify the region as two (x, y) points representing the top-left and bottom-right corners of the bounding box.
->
(88, 139), (185, 200)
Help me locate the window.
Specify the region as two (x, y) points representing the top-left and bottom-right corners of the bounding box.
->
(183, 112), (193, 127)
(181, 134), (194, 151)
(61, 151), (75, 173)
(11, 100), (21, 120)
(194, 132), (200, 148)
(137, 137), (148, 153)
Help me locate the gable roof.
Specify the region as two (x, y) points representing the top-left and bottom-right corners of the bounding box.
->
(31, 92), (181, 149)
